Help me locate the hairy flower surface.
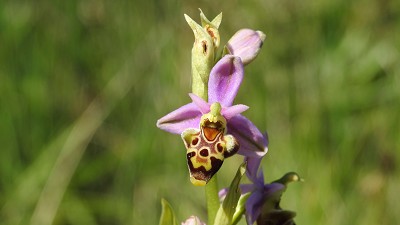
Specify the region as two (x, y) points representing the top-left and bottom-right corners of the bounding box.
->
(157, 55), (268, 185)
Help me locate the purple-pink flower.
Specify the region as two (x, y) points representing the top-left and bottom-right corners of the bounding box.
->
(241, 160), (286, 225)
(157, 55), (268, 184)
(219, 157), (300, 225)
(157, 55), (267, 157)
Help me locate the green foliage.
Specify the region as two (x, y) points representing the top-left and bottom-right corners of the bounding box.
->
(159, 199), (178, 225)
(214, 163), (246, 225)
(0, 0), (399, 225)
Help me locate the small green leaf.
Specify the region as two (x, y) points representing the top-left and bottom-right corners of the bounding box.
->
(199, 9), (222, 29)
(159, 198), (178, 225)
(214, 162), (246, 225)
(231, 192), (251, 225)
(199, 8), (212, 27)
(210, 12), (222, 29)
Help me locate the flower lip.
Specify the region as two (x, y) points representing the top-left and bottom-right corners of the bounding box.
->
(202, 120), (224, 141)
(187, 155), (224, 186)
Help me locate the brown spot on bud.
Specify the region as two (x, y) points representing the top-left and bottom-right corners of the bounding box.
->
(202, 40), (207, 54)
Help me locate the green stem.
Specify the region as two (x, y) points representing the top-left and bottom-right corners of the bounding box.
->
(188, 14), (217, 223)
(205, 175), (220, 225)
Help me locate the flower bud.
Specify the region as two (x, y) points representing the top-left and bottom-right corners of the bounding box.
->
(226, 29), (266, 65)
(184, 13), (216, 100)
(182, 216), (206, 225)
(199, 9), (222, 50)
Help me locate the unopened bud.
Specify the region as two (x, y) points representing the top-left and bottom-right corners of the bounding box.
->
(226, 29), (266, 65)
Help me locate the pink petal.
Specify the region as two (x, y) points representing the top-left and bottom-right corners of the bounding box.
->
(156, 102), (202, 134)
(246, 156), (265, 186)
(245, 190), (264, 225)
(218, 188), (229, 200)
(189, 93), (210, 114)
(240, 183), (257, 194)
(221, 104), (249, 120)
(245, 183), (285, 225)
(227, 115), (268, 157)
(208, 55), (244, 107)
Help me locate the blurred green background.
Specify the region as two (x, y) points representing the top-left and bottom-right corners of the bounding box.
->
(1, 0), (399, 224)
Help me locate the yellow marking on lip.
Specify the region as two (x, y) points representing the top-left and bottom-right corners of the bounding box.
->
(190, 155), (211, 170)
(190, 177), (206, 186)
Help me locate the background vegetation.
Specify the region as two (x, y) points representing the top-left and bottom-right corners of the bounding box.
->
(1, 0), (399, 224)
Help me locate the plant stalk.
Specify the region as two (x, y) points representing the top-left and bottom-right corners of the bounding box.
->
(205, 176), (220, 225)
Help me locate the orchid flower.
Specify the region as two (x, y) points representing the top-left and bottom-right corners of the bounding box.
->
(157, 55), (268, 186)
(184, 11), (266, 100)
(219, 160), (301, 225)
